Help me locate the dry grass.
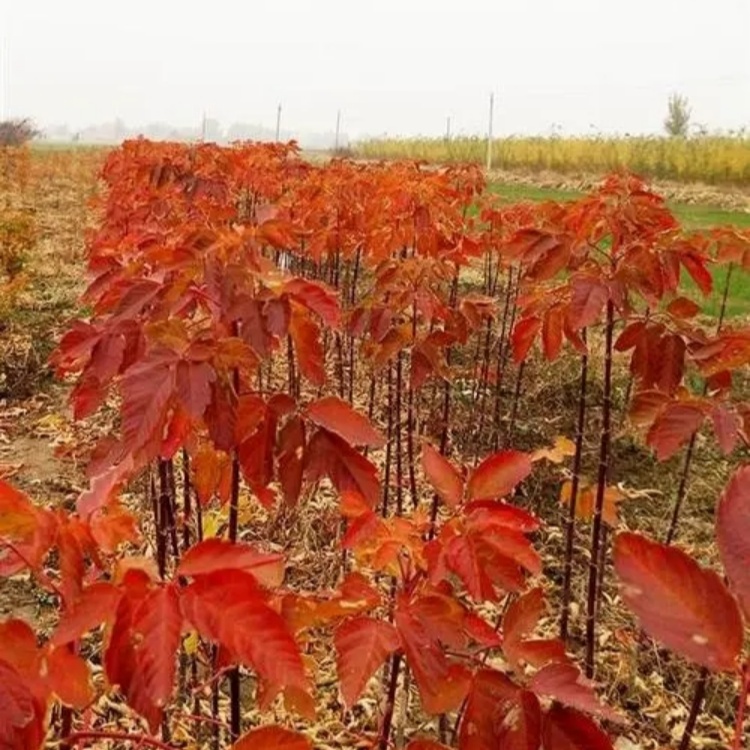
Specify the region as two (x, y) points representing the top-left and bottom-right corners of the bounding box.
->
(356, 134), (750, 186)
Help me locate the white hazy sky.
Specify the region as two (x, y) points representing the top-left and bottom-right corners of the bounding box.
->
(3, 0), (749, 138)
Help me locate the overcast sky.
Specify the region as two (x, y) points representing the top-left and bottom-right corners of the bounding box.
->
(3, 0), (749, 138)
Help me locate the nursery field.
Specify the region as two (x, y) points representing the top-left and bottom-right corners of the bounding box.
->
(2, 143), (750, 750)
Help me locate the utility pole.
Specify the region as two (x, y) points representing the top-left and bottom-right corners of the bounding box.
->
(446, 116), (451, 141)
(334, 109), (341, 151)
(200, 111), (207, 142)
(275, 104), (282, 141)
(486, 92), (494, 171)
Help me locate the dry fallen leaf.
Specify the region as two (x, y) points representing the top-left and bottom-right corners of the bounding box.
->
(559, 480), (625, 526)
(531, 435), (577, 463)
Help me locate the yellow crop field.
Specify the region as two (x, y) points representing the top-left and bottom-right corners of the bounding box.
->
(355, 134), (750, 186)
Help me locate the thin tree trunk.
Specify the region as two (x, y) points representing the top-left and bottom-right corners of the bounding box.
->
(560, 332), (588, 642)
(382, 364), (394, 518)
(678, 668), (709, 750)
(378, 654), (403, 750)
(585, 300), (614, 678)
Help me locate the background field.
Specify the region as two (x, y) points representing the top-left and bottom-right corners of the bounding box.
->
(355, 135), (750, 186)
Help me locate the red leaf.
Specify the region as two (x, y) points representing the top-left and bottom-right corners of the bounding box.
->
(278, 416), (306, 506)
(646, 403), (705, 461)
(395, 599), (471, 714)
(422, 444), (463, 508)
(180, 570), (310, 713)
(614, 321), (646, 352)
(263, 297), (291, 337)
(568, 276), (608, 330)
(0, 620), (43, 691)
(177, 538), (285, 588)
(0, 481), (39, 542)
(0, 482), (56, 578)
(128, 585), (183, 732)
(530, 663), (620, 722)
(90, 500), (140, 553)
(467, 450), (532, 501)
(542, 306), (564, 361)
(443, 534), (506, 601)
(51, 320), (100, 374)
(503, 587), (544, 644)
(70, 376), (108, 421)
(191, 446), (232, 507)
(497, 690), (541, 750)
(511, 317), (542, 364)
(711, 404), (739, 455)
(465, 501), (540, 533)
(667, 296), (701, 319)
(161, 405), (192, 459)
(120, 355), (175, 459)
(464, 613), (503, 648)
(305, 430), (381, 508)
(628, 389), (669, 428)
(282, 573), (381, 633)
(439, 509), (541, 601)
(502, 588), (566, 670)
(104, 571), (153, 727)
(334, 617), (400, 707)
(526, 237), (571, 281)
(681, 252), (713, 296)
(656, 334), (686, 394)
(459, 668), (520, 750)
(52, 582), (123, 646)
(284, 278), (341, 329)
(716, 466), (750, 619)
(613, 532), (743, 672)
(237, 412), (277, 496)
(290, 309), (325, 386)
(0, 654), (45, 750)
(306, 396), (385, 448)
(0, 658), (35, 729)
(57, 522), (86, 607)
(205, 381), (239, 453)
(45, 647), (93, 709)
(76, 458), (133, 519)
(231, 726), (311, 750)
(541, 705), (613, 750)
(175, 360), (215, 419)
(113, 279), (161, 320)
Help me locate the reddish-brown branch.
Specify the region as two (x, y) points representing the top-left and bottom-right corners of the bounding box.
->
(560, 332), (588, 643)
(585, 299), (614, 678)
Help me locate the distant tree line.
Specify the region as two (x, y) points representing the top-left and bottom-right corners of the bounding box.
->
(0, 118), (40, 147)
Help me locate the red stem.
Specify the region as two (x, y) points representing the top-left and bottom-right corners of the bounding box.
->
(378, 652), (403, 750)
(560, 333), (588, 643)
(585, 299), (614, 678)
